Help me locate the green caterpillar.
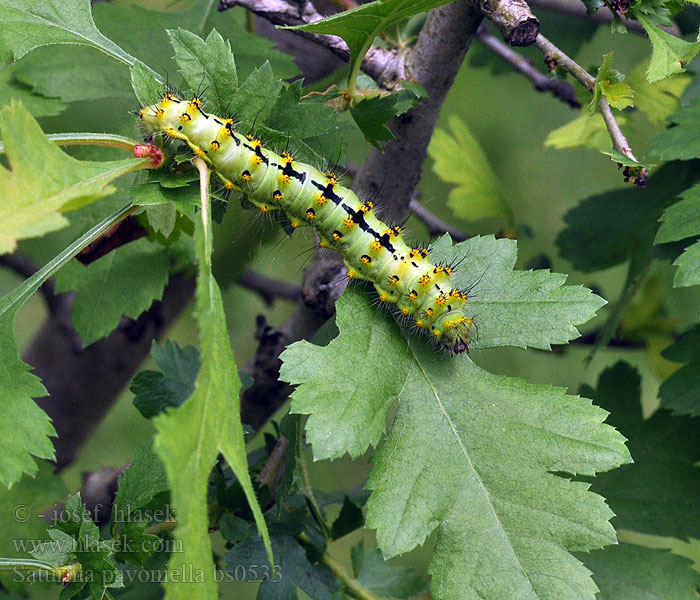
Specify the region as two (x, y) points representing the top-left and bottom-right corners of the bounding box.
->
(138, 94), (475, 353)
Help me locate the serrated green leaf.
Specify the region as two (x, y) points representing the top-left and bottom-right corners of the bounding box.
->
(0, 317), (55, 488)
(0, 462), (68, 566)
(0, 63), (65, 116)
(281, 289), (629, 600)
(656, 183), (700, 243)
(169, 28), (237, 116)
(153, 169), (271, 600)
(30, 530), (76, 567)
(647, 99), (700, 160)
(130, 340), (200, 419)
(111, 442), (169, 565)
(129, 180), (200, 217)
(432, 235), (606, 349)
(287, 0), (453, 92)
(145, 202), (177, 238)
(557, 161), (697, 272)
(0, 205), (132, 488)
(545, 113), (627, 151)
(625, 59), (691, 124)
(54, 494), (123, 599)
(14, 46), (132, 103)
(218, 514), (255, 544)
(429, 115), (509, 222)
(54, 238), (170, 347)
(131, 60), (163, 107)
(113, 442), (169, 519)
(330, 496), (364, 540)
(583, 361), (700, 538)
(637, 15), (700, 82)
(92, 0), (296, 85)
(351, 540), (428, 599)
(582, 543), (700, 599)
(349, 95), (396, 149)
(655, 184), (700, 286)
(589, 52), (634, 112)
(229, 61), (281, 128)
(0, 103), (144, 255)
(224, 534), (337, 600)
(261, 80), (349, 164)
(631, 0), (676, 29)
(600, 149), (655, 168)
(660, 324), (700, 415)
(670, 239), (700, 287)
(0, 0), (148, 72)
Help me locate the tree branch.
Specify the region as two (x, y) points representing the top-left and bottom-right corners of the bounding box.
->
(217, 0), (408, 89)
(479, 0), (539, 46)
(529, 0), (681, 36)
(534, 33), (647, 185)
(409, 198), (468, 242)
(476, 23), (580, 107)
(237, 269), (301, 305)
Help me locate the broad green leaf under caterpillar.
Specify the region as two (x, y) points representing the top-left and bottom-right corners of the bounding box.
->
(138, 94), (475, 353)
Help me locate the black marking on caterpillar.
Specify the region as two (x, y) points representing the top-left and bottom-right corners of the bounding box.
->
(138, 95), (475, 353)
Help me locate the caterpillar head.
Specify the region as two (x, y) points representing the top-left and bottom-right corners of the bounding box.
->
(438, 315), (475, 354)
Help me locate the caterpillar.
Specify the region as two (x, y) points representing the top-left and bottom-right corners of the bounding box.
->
(138, 94), (475, 353)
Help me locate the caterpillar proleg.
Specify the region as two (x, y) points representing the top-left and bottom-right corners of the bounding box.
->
(138, 94), (475, 353)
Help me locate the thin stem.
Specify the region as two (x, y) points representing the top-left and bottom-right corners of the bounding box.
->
(409, 198), (468, 242)
(0, 133), (143, 156)
(587, 261), (651, 362)
(0, 558), (58, 574)
(236, 269), (301, 304)
(599, 99), (634, 157)
(0, 204), (137, 317)
(47, 133), (143, 151)
(534, 33), (647, 182)
(0, 253), (56, 309)
(297, 418), (331, 538)
(320, 552), (383, 600)
(194, 156), (211, 253)
(476, 24), (580, 108)
(257, 435), (290, 494)
(534, 33), (594, 89)
(0, 559), (81, 582)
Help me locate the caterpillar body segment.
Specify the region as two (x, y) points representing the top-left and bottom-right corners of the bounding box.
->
(138, 95), (475, 353)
